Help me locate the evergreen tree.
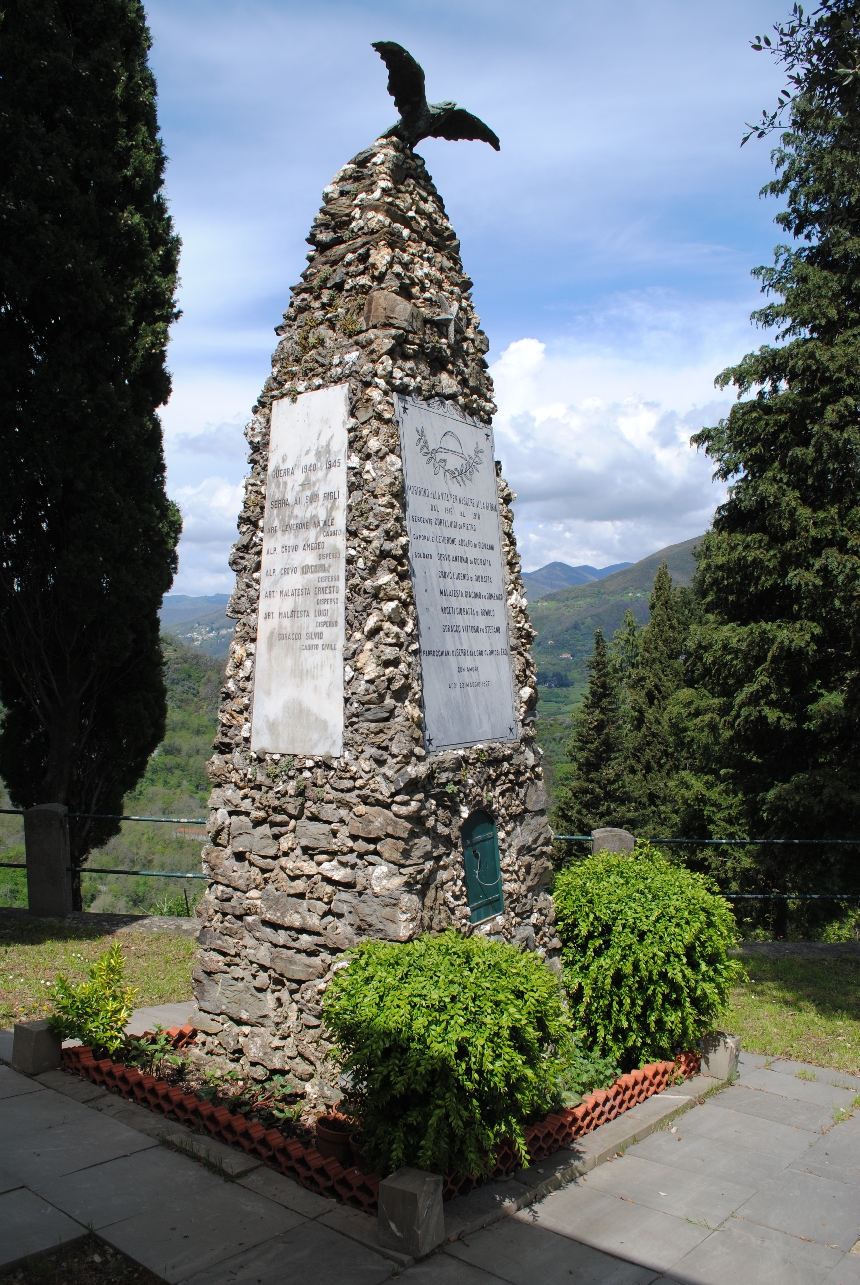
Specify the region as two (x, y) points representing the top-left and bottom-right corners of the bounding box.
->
(690, 0), (860, 894)
(0, 1), (181, 903)
(552, 630), (625, 858)
(622, 564), (686, 835)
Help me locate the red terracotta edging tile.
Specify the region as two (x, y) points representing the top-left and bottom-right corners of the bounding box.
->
(62, 1029), (700, 1213)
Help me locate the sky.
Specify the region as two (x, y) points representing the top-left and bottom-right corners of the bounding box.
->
(146, 0), (790, 593)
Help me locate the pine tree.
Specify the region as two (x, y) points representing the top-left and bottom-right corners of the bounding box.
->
(690, 0), (860, 895)
(552, 630), (626, 858)
(0, 1), (181, 903)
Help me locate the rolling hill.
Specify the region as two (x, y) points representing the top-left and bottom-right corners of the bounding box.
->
(521, 560), (632, 600)
(159, 594), (233, 657)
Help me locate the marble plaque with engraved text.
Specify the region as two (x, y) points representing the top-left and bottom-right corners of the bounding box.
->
(397, 395), (518, 751)
(251, 384), (348, 756)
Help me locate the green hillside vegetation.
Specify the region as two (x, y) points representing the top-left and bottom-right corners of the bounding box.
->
(531, 537), (700, 795)
(0, 636), (223, 915)
(159, 594), (234, 657)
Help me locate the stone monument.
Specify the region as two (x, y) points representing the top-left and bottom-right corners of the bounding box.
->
(192, 44), (559, 1100)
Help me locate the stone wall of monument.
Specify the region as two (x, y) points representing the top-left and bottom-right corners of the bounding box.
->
(192, 136), (559, 1098)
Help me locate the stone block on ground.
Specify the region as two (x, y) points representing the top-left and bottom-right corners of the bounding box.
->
(0, 1186), (85, 1270)
(591, 828), (635, 854)
(378, 1166), (444, 1259)
(12, 1019), (62, 1076)
(700, 1031), (740, 1080)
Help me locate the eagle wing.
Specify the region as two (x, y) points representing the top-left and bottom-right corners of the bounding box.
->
(430, 107), (500, 151)
(372, 41), (427, 116)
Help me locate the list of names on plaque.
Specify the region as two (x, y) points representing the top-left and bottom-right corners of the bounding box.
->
(251, 384), (348, 756)
(397, 395), (518, 751)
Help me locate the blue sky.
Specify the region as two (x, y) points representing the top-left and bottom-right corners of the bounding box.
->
(147, 0), (789, 592)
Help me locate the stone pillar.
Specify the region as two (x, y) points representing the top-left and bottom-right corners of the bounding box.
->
(24, 804), (73, 917)
(192, 136), (558, 1101)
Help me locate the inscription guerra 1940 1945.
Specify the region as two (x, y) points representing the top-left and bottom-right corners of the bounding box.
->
(397, 395), (518, 751)
(251, 384), (349, 757)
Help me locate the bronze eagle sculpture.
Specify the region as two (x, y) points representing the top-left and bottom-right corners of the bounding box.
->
(372, 41), (500, 152)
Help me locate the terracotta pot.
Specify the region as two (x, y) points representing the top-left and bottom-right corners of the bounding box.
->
(349, 1131), (366, 1171)
(315, 1115), (352, 1166)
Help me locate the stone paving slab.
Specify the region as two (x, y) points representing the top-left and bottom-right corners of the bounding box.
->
(663, 1215), (844, 1285)
(789, 1117), (860, 1188)
(0, 1063), (45, 1099)
(319, 1202), (416, 1269)
(630, 1115), (808, 1187)
(671, 1095), (817, 1162)
(821, 1251), (860, 1285)
(710, 1082), (835, 1132)
(397, 1257), (508, 1285)
(0, 1086), (158, 1184)
(181, 1220), (395, 1285)
(582, 1151), (755, 1226)
(734, 1168), (860, 1252)
(514, 1181), (713, 1273)
(237, 1164), (338, 1219)
(441, 1216), (660, 1284)
(738, 1067), (859, 1111)
(757, 1060), (860, 1093)
(36, 1067), (111, 1104)
(0, 1185), (86, 1269)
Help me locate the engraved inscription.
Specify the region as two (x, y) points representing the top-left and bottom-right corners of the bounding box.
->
(397, 395), (518, 750)
(251, 384), (348, 755)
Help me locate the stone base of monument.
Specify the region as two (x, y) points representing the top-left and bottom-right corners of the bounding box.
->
(377, 1167), (445, 1259)
(12, 1019), (62, 1075)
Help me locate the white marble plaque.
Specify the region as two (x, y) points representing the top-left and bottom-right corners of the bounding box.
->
(397, 395), (518, 751)
(251, 384), (348, 756)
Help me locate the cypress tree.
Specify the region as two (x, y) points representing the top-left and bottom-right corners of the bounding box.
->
(0, 0), (181, 903)
(552, 629), (626, 858)
(690, 0), (860, 895)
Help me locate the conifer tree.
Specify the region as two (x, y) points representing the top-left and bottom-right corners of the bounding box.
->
(622, 564), (686, 835)
(690, 0), (860, 893)
(552, 630), (625, 858)
(0, 0), (181, 904)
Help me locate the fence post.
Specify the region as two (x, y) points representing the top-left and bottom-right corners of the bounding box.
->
(24, 804), (73, 917)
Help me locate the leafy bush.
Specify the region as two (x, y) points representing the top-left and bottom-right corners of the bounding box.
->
(323, 930), (574, 1178)
(49, 942), (137, 1056)
(554, 844), (742, 1070)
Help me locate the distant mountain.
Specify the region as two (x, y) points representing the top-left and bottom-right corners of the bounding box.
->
(521, 561), (633, 601)
(159, 594), (233, 658)
(529, 536), (702, 690)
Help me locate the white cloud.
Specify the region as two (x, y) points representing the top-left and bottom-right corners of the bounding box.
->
(171, 476), (244, 594)
(490, 297), (752, 570)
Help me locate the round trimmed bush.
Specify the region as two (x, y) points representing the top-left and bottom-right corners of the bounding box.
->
(322, 929), (573, 1178)
(553, 844), (742, 1070)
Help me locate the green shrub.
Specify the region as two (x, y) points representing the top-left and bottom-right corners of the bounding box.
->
(322, 930), (574, 1178)
(49, 941), (137, 1056)
(554, 844), (742, 1070)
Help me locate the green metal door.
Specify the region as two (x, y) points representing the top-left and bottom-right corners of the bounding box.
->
(462, 810), (504, 924)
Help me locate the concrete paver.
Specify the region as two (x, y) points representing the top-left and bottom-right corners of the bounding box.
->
(125, 1001), (196, 1036)
(663, 1216), (844, 1285)
(734, 1168), (860, 1252)
(442, 1217), (660, 1284)
(0, 1064), (45, 1099)
(514, 1182), (713, 1272)
(0, 1185), (86, 1268)
(820, 1251), (860, 1285)
(708, 1082), (836, 1133)
(181, 1220), (396, 1285)
(672, 1095), (815, 1162)
(581, 1151), (755, 1225)
(790, 1117), (860, 1188)
(737, 1067), (859, 1111)
(630, 1118), (804, 1187)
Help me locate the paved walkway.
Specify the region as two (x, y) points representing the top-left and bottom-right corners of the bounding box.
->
(0, 1047), (858, 1283)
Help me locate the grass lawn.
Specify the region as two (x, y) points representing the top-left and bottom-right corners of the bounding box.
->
(727, 954), (860, 1076)
(0, 917), (196, 1028)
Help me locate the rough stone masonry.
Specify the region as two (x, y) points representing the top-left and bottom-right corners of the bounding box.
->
(192, 135), (559, 1102)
